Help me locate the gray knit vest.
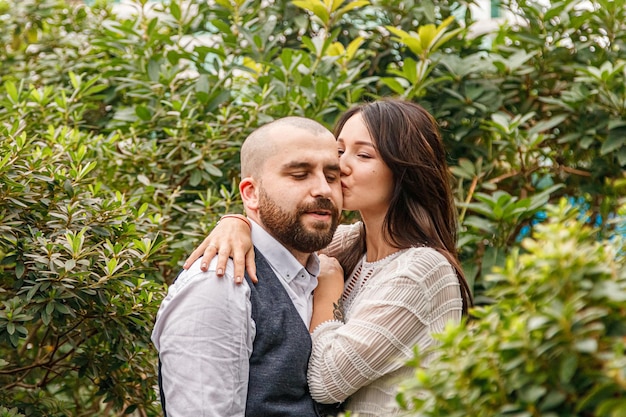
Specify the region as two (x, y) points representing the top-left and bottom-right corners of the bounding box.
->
(244, 247), (321, 417)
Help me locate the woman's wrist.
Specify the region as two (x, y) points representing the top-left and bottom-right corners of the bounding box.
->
(219, 214), (251, 230)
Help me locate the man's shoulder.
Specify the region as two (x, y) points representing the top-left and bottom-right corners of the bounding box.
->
(151, 257), (253, 351)
(166, 257), (247, 300)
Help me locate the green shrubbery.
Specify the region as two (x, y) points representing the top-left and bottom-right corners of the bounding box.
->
(398, 200), (626, 416)
(0, 0), (624, 414)
(1, 115), (164, 414)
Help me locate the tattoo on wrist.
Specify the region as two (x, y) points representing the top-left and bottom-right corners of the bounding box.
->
(333, 298), (344, 322)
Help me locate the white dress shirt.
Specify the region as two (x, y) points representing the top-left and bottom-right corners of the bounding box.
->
(151, 220), (320, 416)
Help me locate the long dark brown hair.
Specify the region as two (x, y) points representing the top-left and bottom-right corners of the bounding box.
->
(334, 98), (473, 315)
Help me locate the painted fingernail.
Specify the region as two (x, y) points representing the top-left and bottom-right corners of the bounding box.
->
(217, 268), (224, 276)
(201, 262), (207, 270)
(235, 276), (242, 284)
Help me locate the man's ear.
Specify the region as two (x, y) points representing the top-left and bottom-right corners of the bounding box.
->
(240, 177), (259, 210)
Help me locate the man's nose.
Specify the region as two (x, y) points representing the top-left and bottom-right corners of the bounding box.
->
(311, 174), (333, 198)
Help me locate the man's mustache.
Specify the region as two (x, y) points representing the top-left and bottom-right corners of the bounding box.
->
(298, 198), (339, 217)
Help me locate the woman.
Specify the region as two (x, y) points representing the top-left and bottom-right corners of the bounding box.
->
(184, 99), (473, 416)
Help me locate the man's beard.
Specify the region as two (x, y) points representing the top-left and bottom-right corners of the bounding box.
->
(258, 188), (339, 253)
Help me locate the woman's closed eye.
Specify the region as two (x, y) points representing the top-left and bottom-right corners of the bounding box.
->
(338, 150), (372, 159)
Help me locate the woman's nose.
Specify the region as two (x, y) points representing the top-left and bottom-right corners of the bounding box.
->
(339, 155), (350, 176)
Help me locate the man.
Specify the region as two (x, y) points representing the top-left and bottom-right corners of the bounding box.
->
(151, 117), (343, 416)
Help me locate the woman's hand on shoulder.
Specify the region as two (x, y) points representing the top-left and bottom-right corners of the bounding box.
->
(182, 215), (257, 284)
(318, 255), (344, 287)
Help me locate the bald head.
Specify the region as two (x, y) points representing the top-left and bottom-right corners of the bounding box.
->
(241, 117), (334, 178)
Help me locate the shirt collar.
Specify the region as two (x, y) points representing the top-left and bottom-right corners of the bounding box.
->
(250, 219), (320, 283)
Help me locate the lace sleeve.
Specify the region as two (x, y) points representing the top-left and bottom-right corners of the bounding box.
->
(319, 223), (362, 258)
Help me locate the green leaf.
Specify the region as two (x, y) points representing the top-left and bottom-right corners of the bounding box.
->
(527, 184), (564, 211)
(64, 179), (75, 197)
(558, 354), (577, 383)
(602, 127), (626, 155)
(539, 390), (566, 411)
(135, 106), (152, 121)
(463, 215), (496, 233)
(519, 385), (547, 403)
(5, 81), (19, 102)
(345, 37), (364, 61)
(292, 0), (330, 24)
(137, 174), (150, 186)
(69, 72), (80, 90)
(203, 162), (223, 177)
(189, 170), (202, 187)
(106, 258), (119, 275)
(170, 1), (181, 20)
(55, 303), (70, 315)
(576, 383), (619, 413)
(148, 59), (161, 82)
(617, 147), (626, 166)
(41, 311), (51, 326)
(336, 0), (369, 17)
(26, 283), (40, 302)
(15, 262), (25, 279)
(574, 338), (597, 353)
(528, 114), (569, 135)
(380, 77), (407, 95)
(65, 259), (76, 271)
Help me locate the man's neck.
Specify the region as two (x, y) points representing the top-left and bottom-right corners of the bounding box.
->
(289, 249), (312, 268)
(247, 213), (312, 267)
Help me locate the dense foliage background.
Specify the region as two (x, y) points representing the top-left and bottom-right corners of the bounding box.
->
(0, 0), (624, 415)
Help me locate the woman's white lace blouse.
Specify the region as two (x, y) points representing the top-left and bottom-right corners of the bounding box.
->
(308, 223), (463, 417)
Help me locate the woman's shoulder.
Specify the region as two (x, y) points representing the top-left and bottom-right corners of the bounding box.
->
(390, 246), (455, 278)
(404, 245), (448, 260)
(365, 247), (461, 308)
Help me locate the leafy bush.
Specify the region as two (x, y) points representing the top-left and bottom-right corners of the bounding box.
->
(0, 108), (164, 414)
(398, 199), (626, 416)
